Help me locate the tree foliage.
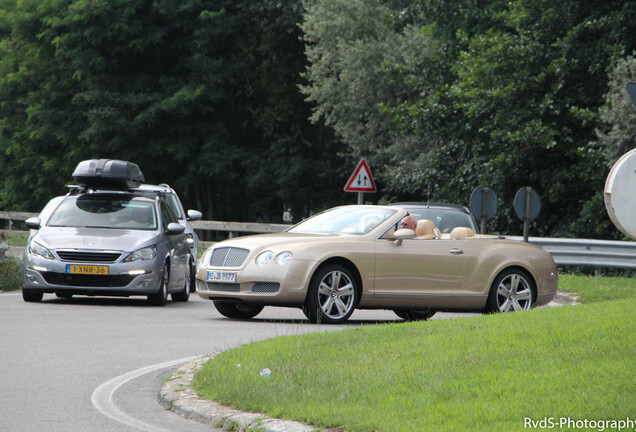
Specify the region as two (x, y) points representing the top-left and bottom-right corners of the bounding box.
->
(302, 0), (636, 238)
(2, 0), (636, 238)
(0, 0), (343, 223)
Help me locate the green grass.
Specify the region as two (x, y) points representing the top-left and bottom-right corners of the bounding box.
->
(559, 273), (636, 303)
(0, 256), (22, 291)
(0, 231), (28, 247)
(193, 274), (636, 431)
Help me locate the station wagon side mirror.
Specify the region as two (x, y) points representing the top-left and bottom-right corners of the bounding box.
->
(187, 210), (202, 221)
(25, 217), (42, 230)
(167, 222), (186, 235)
(393, 228), (415, 246)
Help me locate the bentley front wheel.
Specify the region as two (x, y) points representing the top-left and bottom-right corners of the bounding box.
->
(304, 264), (358, 324)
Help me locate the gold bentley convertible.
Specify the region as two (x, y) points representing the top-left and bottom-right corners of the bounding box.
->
(196, 205), (558, 324)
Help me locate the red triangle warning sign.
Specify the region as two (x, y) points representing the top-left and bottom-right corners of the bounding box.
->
(344, 158), (377, 192)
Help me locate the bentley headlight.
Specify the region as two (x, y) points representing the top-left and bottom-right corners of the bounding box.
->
(275, 251), (293, 265)
(29, 241), (54, 260)
(255, 251), (273, 266)
(124, 245), (157, 262)
(201, 248), (213, 266)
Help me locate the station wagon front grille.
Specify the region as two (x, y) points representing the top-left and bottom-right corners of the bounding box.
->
(209, 247), (250, 268)
(56, 250), (122, 263)
(206, 283), (240, 292)
(251, 282), (280, 293)
(42, 272), (134, 287)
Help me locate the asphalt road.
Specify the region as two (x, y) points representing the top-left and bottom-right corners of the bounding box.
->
(1, 291), (462, 432)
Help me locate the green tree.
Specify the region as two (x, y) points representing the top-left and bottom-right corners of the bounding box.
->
(0, 0), (343, 223)
(301, 0), (636, 237)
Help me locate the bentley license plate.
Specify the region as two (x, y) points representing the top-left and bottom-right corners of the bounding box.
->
(66, 264), (109, 275)
(207, 271), (236, 283)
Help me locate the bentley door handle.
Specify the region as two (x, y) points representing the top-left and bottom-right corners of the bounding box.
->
(449, 248), (464, 255)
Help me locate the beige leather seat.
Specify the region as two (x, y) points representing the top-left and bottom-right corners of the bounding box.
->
(450, 226), (475, 239)
(415, 219), (440, 239)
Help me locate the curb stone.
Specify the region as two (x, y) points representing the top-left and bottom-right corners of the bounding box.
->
(545, 290), (579, 307)
(159, 355), (317, 432)
(160, 292), (578, 432)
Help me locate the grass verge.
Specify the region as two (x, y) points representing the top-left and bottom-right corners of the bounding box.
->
(0, 256), (22, 291)
(193, 275), (636, 431)
(559, 273), (636, 303)
(0, 230), (28, 247)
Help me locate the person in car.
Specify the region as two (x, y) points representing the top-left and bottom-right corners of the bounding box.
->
(400, 215), (417, 231)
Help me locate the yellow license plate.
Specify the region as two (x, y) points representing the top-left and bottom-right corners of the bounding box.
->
(66, 265), (109, 275)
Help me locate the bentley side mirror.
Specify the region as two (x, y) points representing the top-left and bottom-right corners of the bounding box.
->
(393, 228), (415, 246)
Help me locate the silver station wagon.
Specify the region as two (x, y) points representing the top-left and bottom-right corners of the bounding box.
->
(22, 160), (193, 305)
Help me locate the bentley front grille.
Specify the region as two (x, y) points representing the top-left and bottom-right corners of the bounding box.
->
(206, 283), (240, 292)
(209, 247), (250, 268)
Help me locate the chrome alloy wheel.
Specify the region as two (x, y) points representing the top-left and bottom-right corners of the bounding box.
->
(317, 270), (355, 320)
(496, 273), (533, 312)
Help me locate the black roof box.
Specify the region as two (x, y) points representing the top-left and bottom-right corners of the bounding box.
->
(73, 159), (144, 189)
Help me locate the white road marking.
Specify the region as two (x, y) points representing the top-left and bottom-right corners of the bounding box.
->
(91, 356), (200, 432)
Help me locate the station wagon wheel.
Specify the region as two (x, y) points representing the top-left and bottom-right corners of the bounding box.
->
(22, 289), (43, 303)
(148, 262), (169, 306)
(171, 258), (191, 302)
(394, 309), (436, 321)
(486, 268), (535, 313)
(213, 301), (264, 319)
(304, 264), (358, 324)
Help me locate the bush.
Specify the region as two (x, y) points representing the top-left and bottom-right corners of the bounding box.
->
(0, 256), (22, 291)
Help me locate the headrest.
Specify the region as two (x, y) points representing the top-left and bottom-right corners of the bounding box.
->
(416, 219), (440, 239)
(450, 227), (475, 239)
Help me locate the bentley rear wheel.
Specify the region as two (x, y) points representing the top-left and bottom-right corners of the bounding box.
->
(486, 268), (535, 313)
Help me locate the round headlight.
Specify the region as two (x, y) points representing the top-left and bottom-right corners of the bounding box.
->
(275, 251), (293, 265)
(255, 251), (273, 266)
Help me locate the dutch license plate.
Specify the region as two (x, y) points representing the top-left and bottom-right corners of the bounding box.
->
(207, 271), (236, 283)
(66, 264), (109, 275)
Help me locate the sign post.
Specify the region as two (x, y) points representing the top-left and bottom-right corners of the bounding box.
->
(513, 187), (542, 242)
(344, 158), (377, 203)
(469, 186), (497, 234)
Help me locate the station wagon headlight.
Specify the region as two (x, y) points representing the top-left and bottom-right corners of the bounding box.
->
(255, 251), (273, 266)
(275, 251), (293, 265)
(124, 245), (157, 262)
(29, 241), (54, 260)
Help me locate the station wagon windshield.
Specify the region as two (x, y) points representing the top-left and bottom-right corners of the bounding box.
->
(47, 196), (157, 230)
(288, 207), (396, 235)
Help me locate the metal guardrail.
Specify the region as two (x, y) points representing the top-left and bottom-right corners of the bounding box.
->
(191, 220), (291, 237)
(3, 211), (636, 269)
(506, 236), (636, 270)
(0, 211), (292, 237)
